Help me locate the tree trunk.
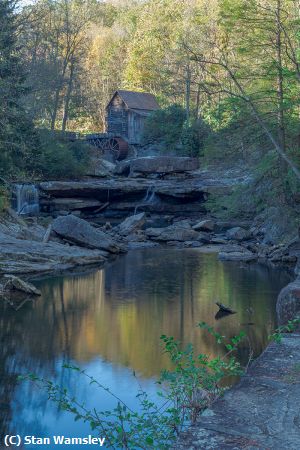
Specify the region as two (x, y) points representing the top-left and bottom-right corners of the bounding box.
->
(276, 0), (286, 152)
(185, 63), (191, 123)
(62, 58), (75, 131)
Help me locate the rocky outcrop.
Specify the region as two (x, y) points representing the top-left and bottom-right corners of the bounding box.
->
(175, 331), (300, 450)
(0, 230), (107, 274)
(52, 214), (123, 253)
(118, 212), (146, 236)
(276, 279), (300, 325)
(129, 156), (199, 176)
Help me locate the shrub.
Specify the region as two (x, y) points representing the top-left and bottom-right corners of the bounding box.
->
(181, 119), (210, 157)
(21, 323), (247, 449)
(0, 186), (9, 213)
(143, 104), (186, 150)
(36, 130), (90, 179)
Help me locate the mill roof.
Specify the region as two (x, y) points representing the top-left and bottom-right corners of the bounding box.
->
(108, 90), (160, 111)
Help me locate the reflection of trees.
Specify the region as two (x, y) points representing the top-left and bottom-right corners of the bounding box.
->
(0, 271), (105, 436)
(0, 250), (292, 434)
(39, 249), (290, 377)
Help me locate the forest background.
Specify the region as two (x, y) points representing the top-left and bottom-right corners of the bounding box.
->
(1, 0), (300, 219)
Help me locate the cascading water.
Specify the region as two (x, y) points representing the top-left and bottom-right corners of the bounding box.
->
(14, 184), (39, 215)
(134, 186), (158, 215)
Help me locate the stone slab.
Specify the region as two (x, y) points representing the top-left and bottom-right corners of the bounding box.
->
(175, 332), (300, 449)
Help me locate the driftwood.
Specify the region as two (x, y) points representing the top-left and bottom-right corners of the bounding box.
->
(215, 302), (236, 314)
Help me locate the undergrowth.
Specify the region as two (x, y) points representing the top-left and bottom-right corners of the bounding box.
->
(20, 323), (247, 449)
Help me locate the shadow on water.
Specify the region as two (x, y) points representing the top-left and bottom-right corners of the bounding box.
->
(0, 249), (292, 446)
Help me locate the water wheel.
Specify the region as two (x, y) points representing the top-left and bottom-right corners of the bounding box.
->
(106, 137), (129, 161)
(86, 134), (129, 161)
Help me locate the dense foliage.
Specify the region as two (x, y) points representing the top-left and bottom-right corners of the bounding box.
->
(0, 0), (39, 178)
(23, 323), (246, 449)
(1, 0), (300, 196)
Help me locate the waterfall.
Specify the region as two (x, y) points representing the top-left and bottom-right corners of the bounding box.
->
(134, 186), (158, 215)
(14, 184), (39, 215)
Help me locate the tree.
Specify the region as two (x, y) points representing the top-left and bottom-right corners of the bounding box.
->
(21, 0), (95, 131)
(0, 0), (38, 177)
(187, 0), (300, 181)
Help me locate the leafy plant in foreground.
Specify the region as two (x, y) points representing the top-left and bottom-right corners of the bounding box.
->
(20, 323), (247, 449)
(269, 317), (300, 343)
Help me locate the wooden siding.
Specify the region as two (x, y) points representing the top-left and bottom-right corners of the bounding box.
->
(106, 93), (154, 144)
(106, 94), (128, 136)
(128, 111), (146, 144)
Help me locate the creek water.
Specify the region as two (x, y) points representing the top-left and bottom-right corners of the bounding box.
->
(0, 249), (292, 448)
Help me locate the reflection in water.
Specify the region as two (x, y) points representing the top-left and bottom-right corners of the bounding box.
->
(0, 249), (292, 447)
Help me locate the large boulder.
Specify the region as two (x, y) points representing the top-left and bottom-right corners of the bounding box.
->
(0, 228), (108, 274)
(3, 275), (41, 296)
(130, 156), (199, 176)
(277, 279), (300, 325)
(52, 214), (122, 253)
(118, 213), (146, 236)
(86, 158), (116, 177)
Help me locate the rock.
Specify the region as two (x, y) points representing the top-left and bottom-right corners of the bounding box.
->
(145, 223), (199, 242)
(125, 232), (146, 242)
(0, 227), (108, 275)
(49, 198), (103, 211)
(277, 279), (300, 325)
(295, 260), (300, 276)
(127, 241), (160, 250)
(175, 330), (300, 450)
(286, 238), (300, 256)
(210, 237), (227, 244)
(118, 213), (146, 236)
(219, 251), (257, 262)
(129, 156), (199, 176)
(192, 219), (215, 232)
(183, 241), (203, 248)
(253, 207), (298, 245)
(3, 275), (41, 296)
(52, 215), (123, 253)
(226, 226), (251, 241)
(197, 232), (212, 244)
(114, 160), (131, 176)
(86, 158), (116, 177)
(282, 255), (297, 263)
(219, 244), (257, 262)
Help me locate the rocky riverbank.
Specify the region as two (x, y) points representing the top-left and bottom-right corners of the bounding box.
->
(3, 155), (300, 276)
(175, 330), (300, 450)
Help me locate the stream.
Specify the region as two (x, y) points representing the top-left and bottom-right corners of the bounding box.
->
(0, 249), (292, 448)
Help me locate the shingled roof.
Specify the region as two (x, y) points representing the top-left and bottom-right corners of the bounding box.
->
(108, 90), (160, 111)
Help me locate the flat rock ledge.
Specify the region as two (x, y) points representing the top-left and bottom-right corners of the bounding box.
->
(175, 331), (300, 450)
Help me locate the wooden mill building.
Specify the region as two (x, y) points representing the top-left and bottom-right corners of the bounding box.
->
(105, 90), (160, 145)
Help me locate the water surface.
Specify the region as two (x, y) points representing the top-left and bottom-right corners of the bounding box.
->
(0, 249), (291, 448)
